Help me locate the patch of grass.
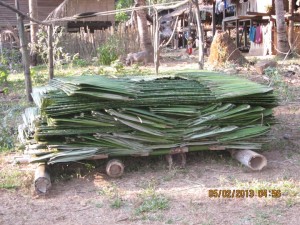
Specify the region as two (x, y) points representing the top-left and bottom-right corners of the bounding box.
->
(253, 210), (271, 225)
(0, 100), (27, 152)
(0, 166), (32, 190)
(98, 183), (119, 198)
(162, 168), (179, 182)
(110, 197), (123, 209)
(95, 202), (103, 208)
(264, 67), (292, 102)
(98, 182), (125, 209)
(136, 194), (169, 214)
(135, 179), (169, 215)
(234, 178), (300, 203)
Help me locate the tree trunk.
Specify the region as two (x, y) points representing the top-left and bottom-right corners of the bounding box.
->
(288, 0), (294, 48)
(15, 0), (33, 102)
(275, 0), (290, 57)
(29, 0), (38, 66)
(193, 0), (204, 69)
(134, 0), (153, 58)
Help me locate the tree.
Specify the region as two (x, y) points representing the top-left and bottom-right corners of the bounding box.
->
(15, 0), (33, 102)
(288, 0), (295, 48)
(134, 0), (153, 57)
(116, 0), (133, 22)
(275, 0), (290, 58)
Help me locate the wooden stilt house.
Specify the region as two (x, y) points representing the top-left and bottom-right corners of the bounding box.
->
(46, 0), (115, 32)
(220, 0), (300, 55)
(0, 0), (63, 29)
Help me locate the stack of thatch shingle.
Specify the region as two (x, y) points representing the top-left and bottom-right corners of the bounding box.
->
(19, 72), (277, 164)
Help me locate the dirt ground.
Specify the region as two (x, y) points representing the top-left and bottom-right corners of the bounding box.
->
(1, 51), (300, 225)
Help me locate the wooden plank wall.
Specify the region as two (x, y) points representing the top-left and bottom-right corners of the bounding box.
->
(0, 0), (63, 28)
(37, 0), (64, 21)
(63, 0), (115, 22)
(0, 0), (115, 28)
(236, 0), (273, 16)
(0, 0), (29, 27)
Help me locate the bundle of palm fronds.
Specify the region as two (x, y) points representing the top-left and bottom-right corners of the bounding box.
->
(19, 72), (277, 164)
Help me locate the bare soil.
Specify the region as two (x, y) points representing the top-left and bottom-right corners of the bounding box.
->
(1, 53), (300, 225)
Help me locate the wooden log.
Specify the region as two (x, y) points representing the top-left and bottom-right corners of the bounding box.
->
(34, 163), (51, 194)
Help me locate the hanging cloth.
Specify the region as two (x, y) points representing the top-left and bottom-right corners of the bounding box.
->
(255, 25), (262, 44)
(249, 26), (256, 42)
(201, 11), (206, 20)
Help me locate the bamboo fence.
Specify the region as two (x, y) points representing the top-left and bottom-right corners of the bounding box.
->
(59, 24), (153, 60)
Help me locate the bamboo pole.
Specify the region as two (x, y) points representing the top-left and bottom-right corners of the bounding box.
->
(15, 0), (33, 102)
(48, 25), (54, 80)
(230, 150), (267, 171)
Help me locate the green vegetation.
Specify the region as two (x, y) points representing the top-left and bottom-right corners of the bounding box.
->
(115, 0), (133, 22)
(135, 179), (169, 215)
(97, 36), (124, 65)
(0, 167), (22, 189)
(0, 164), (32, 190)
(0, 66), (8, 84)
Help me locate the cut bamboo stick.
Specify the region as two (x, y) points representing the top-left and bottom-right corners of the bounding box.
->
(34, 163), (51, 194)
(230, 149), (267, 171)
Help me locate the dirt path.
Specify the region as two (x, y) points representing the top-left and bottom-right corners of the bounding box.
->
(1, 145), (300, 225)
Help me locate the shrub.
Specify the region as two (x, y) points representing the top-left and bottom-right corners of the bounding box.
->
(0, 66), (8, 84)
(97, 37), (124, 65)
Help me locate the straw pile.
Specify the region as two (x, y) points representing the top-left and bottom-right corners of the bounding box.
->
(19, 72), (277, 164)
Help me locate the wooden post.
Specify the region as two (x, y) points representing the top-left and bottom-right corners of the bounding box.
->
(192, 0), (204, 69)
(235, 19), (239, 48)
(153, 9), (159, 75)
(28, 0), (38, 66)
(288, 0), (294, 48)
(212, 2), (216, 36)
(188, 2), (192, 38)
(243, 22), (247, 47)
(48, 24), (54, 80)
(15, 0), (33, 102)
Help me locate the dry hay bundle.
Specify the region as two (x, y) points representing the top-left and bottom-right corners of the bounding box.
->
(208, 31), (247, 67)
